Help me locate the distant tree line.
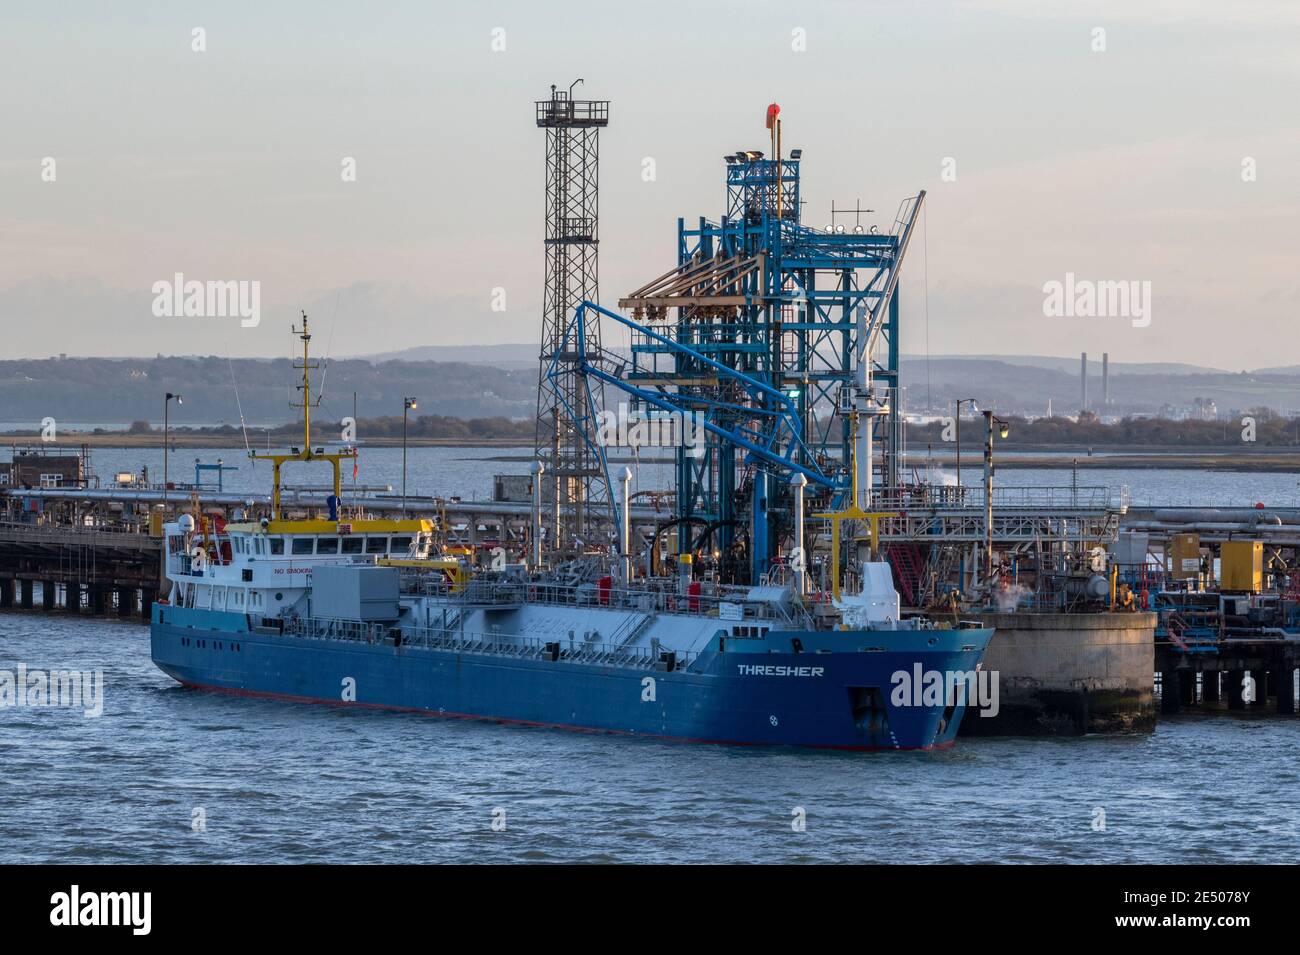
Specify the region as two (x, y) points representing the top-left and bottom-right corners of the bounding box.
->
(336, 414), (534, 440)
(154, 414), (535, 441)
(22, 412), (1300, 447)
(912, 411), (1300, 447)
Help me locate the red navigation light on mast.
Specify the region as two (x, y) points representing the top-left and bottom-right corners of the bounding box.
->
(767, 103), (783, 218)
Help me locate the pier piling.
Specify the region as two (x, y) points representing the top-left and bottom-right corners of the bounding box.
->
(972, 612), (1158, 734)
(1202, 670), (1221, 703)
(1226, 670), (1247, 710)
(1277, 668), (1296, 715)
(1160, 669), (1181, 714)
(1179, 671), (1197, 706)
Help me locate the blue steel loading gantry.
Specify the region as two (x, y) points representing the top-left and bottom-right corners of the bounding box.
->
(582, 104), (926, 586)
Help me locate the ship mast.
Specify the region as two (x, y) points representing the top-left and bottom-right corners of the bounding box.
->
(298, 313), (312, 454)
(249, 313), (357, 520)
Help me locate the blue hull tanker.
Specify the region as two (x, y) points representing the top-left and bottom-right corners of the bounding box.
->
(149, 317), (994, 751)
(152, 601), (991, 750)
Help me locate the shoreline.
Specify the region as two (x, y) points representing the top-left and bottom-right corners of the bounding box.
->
(953, 455), (1300, 472)
(5, 433), (1300, 471)
(0, 434), (529, 449)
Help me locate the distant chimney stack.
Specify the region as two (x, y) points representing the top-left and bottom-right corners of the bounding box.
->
(1081, 352), (1088, 412)
(1102, 352), (1109, 406)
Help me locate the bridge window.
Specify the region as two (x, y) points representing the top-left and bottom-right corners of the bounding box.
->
(291, 537), (314, 555)
(269, 538), (284, 556)
(365, 537), (388, 554)
(341, 537), (363, 555)
(316, 537), (339, 554)
(390, 536), (411, 554)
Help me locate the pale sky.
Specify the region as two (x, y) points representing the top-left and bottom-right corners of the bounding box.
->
(1, 0), (1297, 367)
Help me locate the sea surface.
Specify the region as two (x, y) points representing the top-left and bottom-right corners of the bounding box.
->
(4, 451), (1300, 863)
(0, 613), (1294, 867)
(1, 613), (1297, 864)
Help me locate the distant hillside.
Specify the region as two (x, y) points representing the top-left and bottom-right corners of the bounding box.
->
(356, 342), (635, 368)
(356, 343), (541, 367)
(7, 352), (1300, 428)
(907, 354), (1225, 376)
(0, 357), (537, 427)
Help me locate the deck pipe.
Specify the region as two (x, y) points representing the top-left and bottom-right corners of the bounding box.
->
(529, 460), (544, 570)
(619, 466), (633, 581)
(791, 472), (807, 595)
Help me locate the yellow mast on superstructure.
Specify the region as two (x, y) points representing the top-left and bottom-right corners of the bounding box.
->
(812, 406), (897, 602)
(249, 313), (358, 520)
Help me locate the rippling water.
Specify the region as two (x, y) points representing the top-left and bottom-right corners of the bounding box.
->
(77, 444), (1300, 510)
(2, 614), (1297, 864)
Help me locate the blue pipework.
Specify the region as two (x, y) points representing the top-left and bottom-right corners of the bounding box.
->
(561, 146), (922, 584)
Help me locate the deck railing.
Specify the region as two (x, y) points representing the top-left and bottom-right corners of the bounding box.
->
(865, 485), (1120, 511)
(397, 572), (803, 626)
(282, 614), (699, 670)
(0, 521), (160, 548)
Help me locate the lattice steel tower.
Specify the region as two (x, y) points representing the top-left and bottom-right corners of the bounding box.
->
(534, 81), (610, 553)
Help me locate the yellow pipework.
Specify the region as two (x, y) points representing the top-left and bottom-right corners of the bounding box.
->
(811, 431), (895, 601)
